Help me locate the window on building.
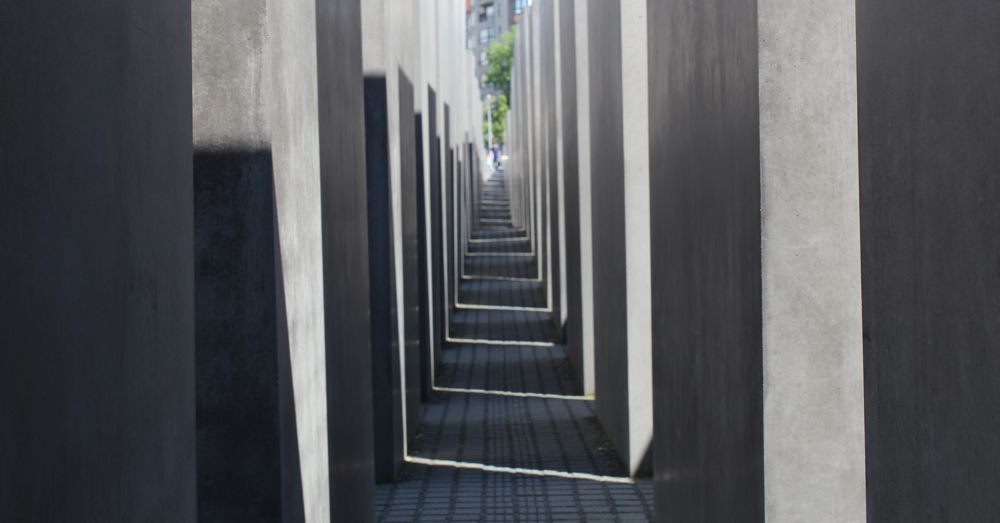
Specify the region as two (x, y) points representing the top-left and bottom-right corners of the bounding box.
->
(480, 51), (488, 66)
(479, 2), (494, 23)
(480, 27), (492, 44)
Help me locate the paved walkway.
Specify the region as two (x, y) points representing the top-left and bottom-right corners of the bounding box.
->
(375, 170), (653, 522)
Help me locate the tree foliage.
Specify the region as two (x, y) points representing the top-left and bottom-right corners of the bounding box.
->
(482, 93), (509, 148)
(483, 26), (515, 147)
(485, 26), (516, 100)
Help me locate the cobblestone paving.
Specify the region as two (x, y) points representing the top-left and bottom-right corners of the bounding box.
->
(375, 171), (653, 522)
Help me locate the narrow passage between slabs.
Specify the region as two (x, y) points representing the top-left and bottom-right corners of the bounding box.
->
(376, 169), (654, 522)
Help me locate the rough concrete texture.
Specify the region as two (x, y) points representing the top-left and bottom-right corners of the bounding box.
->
(192, 1), (288, 519)
(758, 0), (867, 521)
(857, 1), (1000, 520)
(193, 0), (357, 518)
(0, 2), (195, 520)
(646, 0), (764, 519)
(195, 0), (377, 519)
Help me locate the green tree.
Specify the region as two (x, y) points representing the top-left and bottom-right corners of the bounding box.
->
(484, 26), (515, 100)
(482, 93), (508, 148)
(483, 26), (515, 148)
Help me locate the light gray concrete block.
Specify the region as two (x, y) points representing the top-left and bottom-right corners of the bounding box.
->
(759, 1), (866, 521)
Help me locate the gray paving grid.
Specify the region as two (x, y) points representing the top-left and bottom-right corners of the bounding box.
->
(376, 171), (653, 522)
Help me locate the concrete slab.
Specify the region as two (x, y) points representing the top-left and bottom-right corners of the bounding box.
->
(0, 2), (195, 520)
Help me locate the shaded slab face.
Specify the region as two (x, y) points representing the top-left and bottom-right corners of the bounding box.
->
(398, 71), (423, 437)
(192, 0), (315, 519)
(646, 0), (764, 519)
(428, 88), (445, 370)
(364, 74), (403, 484)
(315, 0), (376, 519)
(858, 1), (1000, 520)
(0, 1), (195, 520)
(195, 149), (284, 521)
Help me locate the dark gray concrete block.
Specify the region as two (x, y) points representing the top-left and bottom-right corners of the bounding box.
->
(415, 112), (433, 402)
(0, 2), (195, 520)
(586, 0), (634, 475)
(315, 0), (376, 519)
(540, 0), (563, 334)
(647, 0), (764, 520)
(558, 0), (584, 393)
(398, 71), (423, 433)
(428, 88), (444, 369)
(857, 2), (1000, 520)
(444, 106), (455, 318)
(364, 75), (403, 484)
(195, 150), (286, 521)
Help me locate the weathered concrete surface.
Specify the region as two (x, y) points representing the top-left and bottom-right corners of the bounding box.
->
(195, 0), (376, 519)
(857, 1), (1000, 520)
(193, 0), (358, 518)
(759, 0), (866, 521)
(0, 2), (195, 520)
(646, 0), (764, 518)
(192, 1), (287, 519)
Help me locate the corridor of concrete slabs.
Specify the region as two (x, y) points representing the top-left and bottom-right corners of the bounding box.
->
(375, 170), (653, 522)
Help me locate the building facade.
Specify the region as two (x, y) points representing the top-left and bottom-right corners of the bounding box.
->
(466, 0), (524, 97)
